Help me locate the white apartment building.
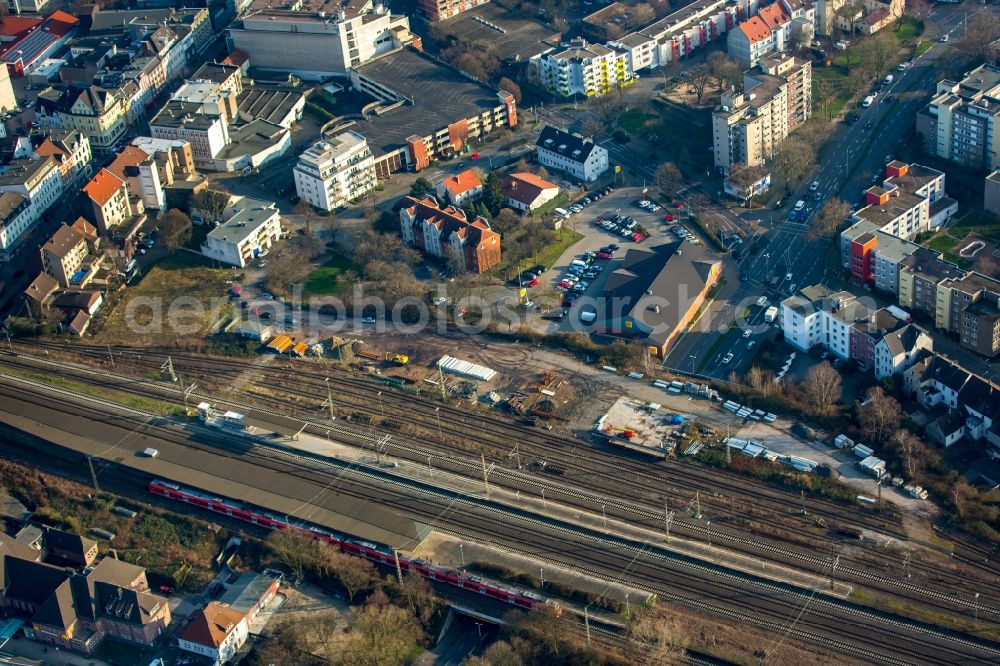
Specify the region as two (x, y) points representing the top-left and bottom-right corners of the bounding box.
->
(712, 53), (811, 174)
(780, 285), (863, 358)
(35, 86), (128, 154)
(0, 192), (35, 261)
(874, 324), (933, 380)
(227, 2), (413, 79)
(530, 39), (634, 99)
(918, 64), (1000, 172)
(200, 196), (281, 267)
(0, 156), (63, 228)
(535, 126), (609, 182)
(293, 132), (375, 212)
(108, 146), (167, 211)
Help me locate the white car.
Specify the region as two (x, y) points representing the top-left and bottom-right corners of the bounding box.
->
(742, 329), (751, 338)
(809, 181), (819, 191)
(785, 272), (793, 281)
(747, 341), (755, 350)
(722, 353), (734, 364)
(756, 296), (768, 307)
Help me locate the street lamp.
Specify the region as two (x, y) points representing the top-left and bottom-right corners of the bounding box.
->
(459, 542), (465, 565)
(434, 406), (444, 444)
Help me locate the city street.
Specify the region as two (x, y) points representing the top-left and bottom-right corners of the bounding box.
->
(664, 5), (999, 380)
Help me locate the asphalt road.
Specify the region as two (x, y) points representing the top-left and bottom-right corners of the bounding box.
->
(665, 5), (1000, 381)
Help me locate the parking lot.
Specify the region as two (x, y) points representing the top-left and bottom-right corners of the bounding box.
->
(510, 187), (703, 330)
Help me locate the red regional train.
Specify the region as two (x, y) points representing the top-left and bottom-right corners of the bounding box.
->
(148, 480), (561, 615)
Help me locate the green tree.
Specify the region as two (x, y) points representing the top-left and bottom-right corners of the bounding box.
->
(482, 173), (505, 215)
(410, 177), (434, 198)
(159, 209), (192, 253)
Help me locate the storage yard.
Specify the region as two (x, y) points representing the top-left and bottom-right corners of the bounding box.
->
(593, 397), (691, 458)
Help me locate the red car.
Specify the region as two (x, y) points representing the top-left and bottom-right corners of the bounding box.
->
(673, 201), (686, 209)
(664, 213), (675, 222)
(471, 152), (480, 159)
(528, 278), (539, 287)
(631, 232), (644, 242)
(597, 251), (613, 259)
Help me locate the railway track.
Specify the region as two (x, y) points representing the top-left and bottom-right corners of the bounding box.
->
(1, 376), (998, 665)
(7, 343), (1000, 621)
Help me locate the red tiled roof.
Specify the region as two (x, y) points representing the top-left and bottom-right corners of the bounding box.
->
(71, 217), (98, 241)
(34, 138), (65, 160)
(441, 169), (482, 196)
(106, 146), (148, 181)
(83, 169), (124, 207)
(758, 2), (790, 30)
(45, 10), (79, 37)
(865, 7), (890, 25)
(506, 172), (557, 191)
(739, 16), (772, 45)
(223, 49), (248, 67)
(179, 602), (245, 648)
(0, 17), (41, 39)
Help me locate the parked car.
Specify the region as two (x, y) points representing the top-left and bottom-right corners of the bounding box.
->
(722, 353), (734, 364)
(743, 329), (751, 338)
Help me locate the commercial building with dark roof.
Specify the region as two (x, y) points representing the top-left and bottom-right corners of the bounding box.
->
(596, 242), (722, 357)
(348, 47), (518, 179)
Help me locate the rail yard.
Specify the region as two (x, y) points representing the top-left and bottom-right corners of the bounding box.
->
(1, 341), (1000, 663)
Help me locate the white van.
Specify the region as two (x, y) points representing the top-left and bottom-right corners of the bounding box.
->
(862, 96), (874, 108)
(555, 207), (571, 218)
(793, 200), (805, 212)
(570, 259), (587, 268)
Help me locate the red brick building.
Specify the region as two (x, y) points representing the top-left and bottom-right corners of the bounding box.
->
(397, 195), (501, 274)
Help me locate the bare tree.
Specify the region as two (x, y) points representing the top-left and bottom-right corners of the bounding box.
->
(772, 137), (816, 186)
(492, 208), (521, 235)
(300, 609), (342, 661)
(858, 386), (901, 444)
(806, 198), (852, 242)
(956, 12), (1000, 59)
(706, 52), (741, 90)
(160, 209), (192, 253)
(464, 640), (525, 666)
(586, 94), (624, 131)
(192, 187), (230, 226)
(688, 64), (713, 105)
(330, 551), (378, 602)
(338, 600), (425, 666)
(745, 365), (778, 396)
(266, 529), (315, 579)
(631, 4), (654, 26)
(498, 77), (522, 104)
(891, 430), (930, 480)
(803, 362), (842, 413)
(294, 200), (318, 235)
(627, 607), (689, 663)
(654, 162), (684, 198)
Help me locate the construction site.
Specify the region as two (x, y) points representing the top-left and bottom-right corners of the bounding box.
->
(592, 397), (691, 458)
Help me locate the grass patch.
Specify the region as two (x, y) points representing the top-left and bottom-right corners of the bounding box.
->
(894, 18), (924, 43)
(0, 367), (187, 417)
(916, 40), (932, 57)
(618, 108), (652, 134)
(91, 253), (233, 345)
(533, 230), (584, 271)
(303, 252), (354, 296)
(948, 210), (1000, 240)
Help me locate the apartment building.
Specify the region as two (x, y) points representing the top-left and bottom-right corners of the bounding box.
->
(0, 192), (33, 260)
(0, 156), (62, 235)
(227, 1), (414, 79)
(40, 224), (90, 288)
(535, 125), (609, 182)
(35, 86), (128, 154)
(200, 196), (281, 268)
(712, 52), (811, 174)
(850, 306), (909, 369)
(348, 48), (518, 178)
(873, 324), (933, 379)
(293, 132), (376, 212)
(419, 0), (489, 21)
(32, 129), (92, 190)
(904, 352), (1000, 454)
(986, 169), (1000, 215)
(815, 0), (902, 35)
(530, 39), (634, 99)
(398, 195), (501, 274)
(107, 146), (166, 211)
(841, 162), (956, 288)
(918, 64), (1000, 171)
(82, 168), (136, 234)
(603, 0), (754, 72)
(728, 3), (792, 67)
(149, 102), (230, 166)
(936, 272), (1000, 358)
